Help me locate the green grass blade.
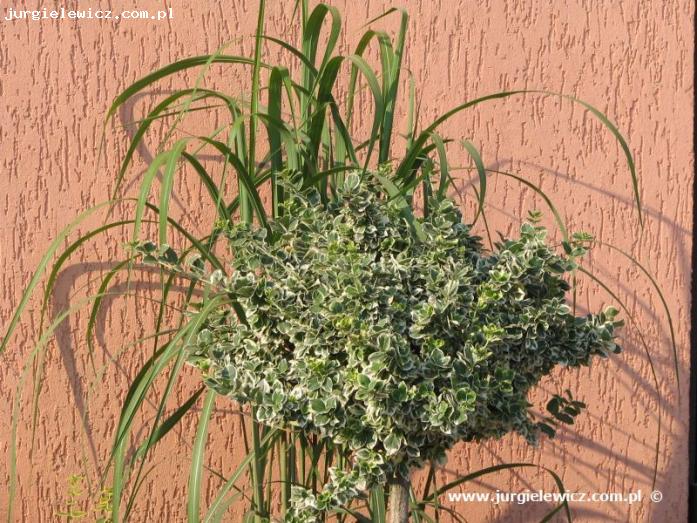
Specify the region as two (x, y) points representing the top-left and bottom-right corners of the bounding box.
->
(267, 66), (288, 215)
(225, 170), (274, 216)
(203, 430), (279, 523)
(409, 488), (422, 523)
(430, 133), (450, 199)
(0, 201), (116, 356)
(30, 220), (138, 447)
(188, 390), (217, 522)
(132, 387), (205, 463)
(182, 152), (231, 223)
(262, 35), (317, 74)
(105, 55), (256, 122)
(372, 171), (425, 241)
(279, 432), (289, 515)
(369, 485), (386, 523)
(8, 292), (120, 523)
(86, 259), (132, 371)
(117, 295), (226, 520)
(469, 184), (494, 249)
(461, 139), (486, 224)
(133, 151), (171, 243)
(305, 4), (342, 78)
(379, 8), (408, 164)
(245, 0), (266, 226)
(346, 28), (385, 129)
(113, 90), (193, 201)
(159, 140), (188, 245)
(541, 501), (568, 522)
(198, 138), (269, 233)
(396, 90), (641, 225)
(250, 411), (266, 520)
(112, 88), (243, 201)
(110, 336), (182, 520)
(347, 55), (385, 169)
(144, 202), (225, 271)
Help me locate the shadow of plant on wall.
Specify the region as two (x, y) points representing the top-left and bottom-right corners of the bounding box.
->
(0, 1), (680, 522)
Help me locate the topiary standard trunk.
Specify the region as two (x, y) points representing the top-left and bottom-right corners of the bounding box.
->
(388, 474), (411, 523)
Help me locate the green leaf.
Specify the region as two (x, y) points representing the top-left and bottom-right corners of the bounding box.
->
(461, 140), (487, 224)
(106, 55), (256, 122)
(188, 390), (217, 522)
(369, 485), (386, 523)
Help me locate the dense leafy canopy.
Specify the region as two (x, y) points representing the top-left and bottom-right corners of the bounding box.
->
(140, 172), (621, 520)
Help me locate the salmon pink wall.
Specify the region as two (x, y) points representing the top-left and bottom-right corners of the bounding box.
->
(0, 1), (692, 521)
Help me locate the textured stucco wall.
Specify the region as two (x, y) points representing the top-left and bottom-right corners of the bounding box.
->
(0, 1), (693, 521)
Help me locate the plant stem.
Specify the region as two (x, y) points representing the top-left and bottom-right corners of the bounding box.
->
(279, 432), (289, 515)
(388, 474), (411, 523)
(251, 408), (265, 523)
(245, 0), (265, 225)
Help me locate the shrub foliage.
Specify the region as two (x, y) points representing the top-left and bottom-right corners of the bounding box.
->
(139, 172), (621, 520)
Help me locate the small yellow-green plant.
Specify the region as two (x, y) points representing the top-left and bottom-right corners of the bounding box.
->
(56, 475), (112, 522)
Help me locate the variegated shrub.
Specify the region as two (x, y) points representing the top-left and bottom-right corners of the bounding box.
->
(139, 171), (621, 521)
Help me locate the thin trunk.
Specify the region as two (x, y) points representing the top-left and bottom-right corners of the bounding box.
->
(388, 474), (411, 523)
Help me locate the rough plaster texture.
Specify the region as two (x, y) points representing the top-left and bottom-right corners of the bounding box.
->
(0, 0), (693, 521)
